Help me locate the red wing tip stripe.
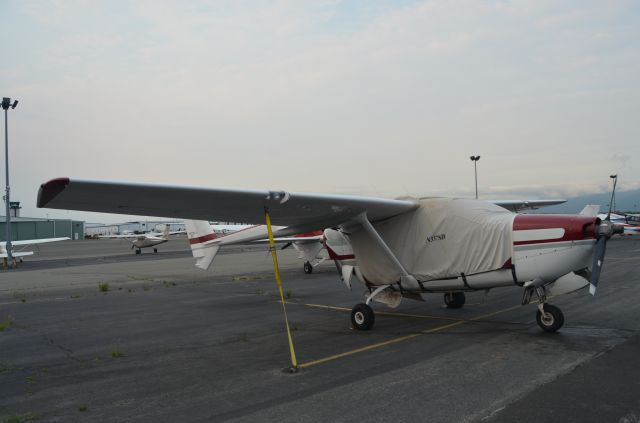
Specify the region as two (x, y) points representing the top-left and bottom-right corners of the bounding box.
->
(37, 177), (70, 208)
(189, 233), (218, 245)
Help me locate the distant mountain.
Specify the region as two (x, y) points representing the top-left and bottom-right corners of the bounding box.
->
(539, 189), (640, 214)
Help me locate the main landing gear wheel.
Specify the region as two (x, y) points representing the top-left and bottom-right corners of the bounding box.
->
(444, 292), (466, 309)
(153, 248), (158, 253)
(135, 249), (141, 255)
(303, 261), (313, 274)
(351, 303), (375, 331)
(536, 304), (564, 333)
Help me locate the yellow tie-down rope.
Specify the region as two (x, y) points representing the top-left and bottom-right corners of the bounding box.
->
(265, 209), (298, 372)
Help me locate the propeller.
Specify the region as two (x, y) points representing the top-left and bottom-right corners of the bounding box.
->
(589, 175), (624, 295)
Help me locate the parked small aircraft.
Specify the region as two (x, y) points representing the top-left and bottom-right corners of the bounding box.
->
(184, 220), (328, 273)
(37, 177), (622, 333)
(597, 212), (640, 235)
(1, 237), (70, 266)
(99, 224), (184, 254)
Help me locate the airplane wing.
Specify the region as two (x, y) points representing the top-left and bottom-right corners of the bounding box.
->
(98, 234), (142, 240)
(9, 237), (70, 246)
(0, 251), (34, 258)
(490, 199), (566, 212)
(38, 178), (419, 234)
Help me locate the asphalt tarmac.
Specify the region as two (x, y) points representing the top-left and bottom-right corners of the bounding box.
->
(1, 237), (639, 422)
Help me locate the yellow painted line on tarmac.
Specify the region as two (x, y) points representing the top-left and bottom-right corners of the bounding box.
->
(297, 304), (522, 369)
(301, 303), (469, 322)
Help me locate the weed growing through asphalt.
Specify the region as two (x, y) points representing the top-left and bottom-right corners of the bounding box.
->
(25, 375), (36, 385)
(99, 283), (109, 293)
(3, 411), (41, 422)
(110, 346), (124, 358)
(12, 292), (26, 303)
(284, 289), (293, 299)
(70, 294), (81, 299)
(0, 316), (16, 331)
(78, 404), (88, 412)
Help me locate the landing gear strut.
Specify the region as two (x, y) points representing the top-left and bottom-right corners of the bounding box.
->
(444, 292), (466, 309)
(351, 303), (375, 330)
(303, 261), (313, 274)
(524, 284), (565, 332)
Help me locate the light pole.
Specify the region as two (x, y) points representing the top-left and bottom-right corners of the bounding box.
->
(2, 97), (18, 266)
(470, 155), (480, 199)
(609, 174), (618, 213)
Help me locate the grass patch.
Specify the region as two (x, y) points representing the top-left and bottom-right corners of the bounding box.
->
(0, 316), (16, 331)
(98, 283), (109, 293)
(284, 289), (293, 299)
(3, 411), (40, 422)
(69, 294), (81, 299)
(78, 404), (88, 412)
(110, 346), (124, 358)
(12, 292), (26, 303)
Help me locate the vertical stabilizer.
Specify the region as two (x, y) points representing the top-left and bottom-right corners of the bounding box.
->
(185, 220), (220, 270)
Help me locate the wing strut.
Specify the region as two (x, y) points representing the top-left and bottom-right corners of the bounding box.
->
(354, 213), (421, 290)
(265, 207), (299, 373)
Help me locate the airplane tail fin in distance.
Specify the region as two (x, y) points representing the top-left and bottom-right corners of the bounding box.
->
(159, 224), (171, 237)
(185, 220), (220, 270)
(580, 204), (600, 217)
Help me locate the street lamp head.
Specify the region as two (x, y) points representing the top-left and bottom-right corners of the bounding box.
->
(1, 97), (10, 110)
(11, 100), (18, 109)
(610, 174), (617, 179)
(469, 155), (480, 161)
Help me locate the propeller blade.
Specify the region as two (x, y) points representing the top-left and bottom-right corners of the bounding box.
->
(589, 236), (607, 295)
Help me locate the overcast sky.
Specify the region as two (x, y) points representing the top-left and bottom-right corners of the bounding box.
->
(1, 0), (639, 223)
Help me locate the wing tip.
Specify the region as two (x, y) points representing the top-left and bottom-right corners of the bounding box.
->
(37, 177), (70, 208)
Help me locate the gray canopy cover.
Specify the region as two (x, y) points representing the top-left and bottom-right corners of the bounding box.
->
(347, 198), (515, 284)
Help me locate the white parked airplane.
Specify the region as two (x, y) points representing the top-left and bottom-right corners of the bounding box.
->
(184, 220), (329, 273)
(37, 177), (621, 333)
(1, 237), (70, 265)
(99, 224), (185, 254)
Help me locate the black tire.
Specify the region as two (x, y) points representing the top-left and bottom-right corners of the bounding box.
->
(444, 292), (466, 309)
(536, 304), (564, 333)
(153, 248), (158, 253)
(351, 303), (375, 331)
(303, 261), (313, 274)
(135, 249), (141, 255)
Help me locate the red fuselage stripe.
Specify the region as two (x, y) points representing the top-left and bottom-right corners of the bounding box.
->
(513, 214), (597, 245)
(189, 233), (218, 245)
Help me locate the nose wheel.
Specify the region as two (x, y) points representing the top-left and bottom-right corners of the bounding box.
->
(303, 261), (313, 274)
(351, 303), (375, 330)
(444, 292), (466, 309)
(536, 303), (564, 332)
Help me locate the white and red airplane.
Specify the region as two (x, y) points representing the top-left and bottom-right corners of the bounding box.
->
(37, 177), (622, 333)
(99, 224), (185, 254)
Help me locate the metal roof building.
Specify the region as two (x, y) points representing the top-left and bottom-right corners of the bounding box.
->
(0, 216), (85, 241)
